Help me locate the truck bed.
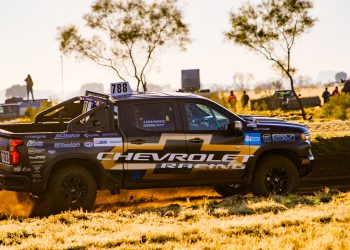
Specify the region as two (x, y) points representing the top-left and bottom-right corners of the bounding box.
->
(0, 123), (67, 133)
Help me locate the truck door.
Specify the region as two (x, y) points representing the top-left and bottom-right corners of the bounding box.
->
(180, 101), (247, 184)
(121, 101), (188, 187)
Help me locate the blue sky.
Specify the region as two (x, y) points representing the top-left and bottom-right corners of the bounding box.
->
(1, 0), (350, 94)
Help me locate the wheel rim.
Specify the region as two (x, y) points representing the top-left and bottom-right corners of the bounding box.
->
(265, 167), (291, 194)
(59, 176), (88, 204)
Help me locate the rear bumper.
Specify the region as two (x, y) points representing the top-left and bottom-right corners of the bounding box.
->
(0, 170), (31, 192)
(299, 151), (314, 178)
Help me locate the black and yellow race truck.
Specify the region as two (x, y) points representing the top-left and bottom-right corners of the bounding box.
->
(0, 84), (313, 214)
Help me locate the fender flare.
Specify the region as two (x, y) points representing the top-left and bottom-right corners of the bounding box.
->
(42, 153), (105, 191)
(244, 145), (302, 184)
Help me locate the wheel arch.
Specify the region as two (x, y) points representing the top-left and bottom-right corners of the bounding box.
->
(42, 155), (104, 192)
(245, 148), (301, 184)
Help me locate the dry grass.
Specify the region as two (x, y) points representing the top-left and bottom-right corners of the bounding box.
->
(0, 189), (348, 249)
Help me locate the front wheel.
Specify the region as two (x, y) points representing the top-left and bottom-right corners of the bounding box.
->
(252, 155), (298, 196)
(33, 164), (97, 216)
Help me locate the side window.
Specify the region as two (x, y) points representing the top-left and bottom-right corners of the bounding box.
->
(184, 103), (229, 131)
(133, 103), (175, 131)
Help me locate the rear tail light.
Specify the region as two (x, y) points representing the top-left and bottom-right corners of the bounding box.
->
(9, 139), (23, 165)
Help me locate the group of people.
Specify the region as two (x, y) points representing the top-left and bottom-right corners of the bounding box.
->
(322, 79), (350, 104)
(227, 90), (250, 111)
(321, 86), (338, 104)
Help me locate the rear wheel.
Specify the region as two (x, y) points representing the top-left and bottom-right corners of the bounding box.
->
(252, 155), (298, 196)
(32, 164), (97, 216)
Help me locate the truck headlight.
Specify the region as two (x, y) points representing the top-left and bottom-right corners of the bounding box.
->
(301, 133), (310, 142)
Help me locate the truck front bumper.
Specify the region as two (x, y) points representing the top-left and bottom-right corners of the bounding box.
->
(0, 170), (31, 192)
(299, 151), (314, 178)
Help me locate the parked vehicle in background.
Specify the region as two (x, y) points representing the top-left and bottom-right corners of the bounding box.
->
(251, 90), (321, 111)
(0, 97), (52, 122)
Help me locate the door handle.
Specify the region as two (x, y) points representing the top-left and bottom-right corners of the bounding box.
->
(189, 138), (204, 143)
(130, 139), (145, 145)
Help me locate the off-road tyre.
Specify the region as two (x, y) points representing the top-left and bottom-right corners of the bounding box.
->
(252, 155), (298, 196)
(32, 164), (97, 216)
(214, 185), (250, 197)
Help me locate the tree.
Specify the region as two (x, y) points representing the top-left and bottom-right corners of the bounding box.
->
(233, 72), (255, 90)
(5, 85), (26, 98)
(335, 71), (347, 82)
(58, 0), (190, 92)
(226, 0), (316, 120)
(79, 82), (104, 95)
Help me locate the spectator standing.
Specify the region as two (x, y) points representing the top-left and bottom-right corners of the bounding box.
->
(24, 74), (34, 100)
(228, 90), (237, 111)
(342, 80), (350, 94)
(331, 86), (339, 96)
(322, 87), (331, 104)
(241, 90), (250, 108)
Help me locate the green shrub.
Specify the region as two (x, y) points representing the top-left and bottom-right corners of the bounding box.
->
(322, 93), (350, 120)
(25, 101), (52, 121)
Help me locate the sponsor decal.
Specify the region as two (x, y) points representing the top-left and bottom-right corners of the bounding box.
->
(263, 134), (271, 142)
(54, 142), (81, 149)
(102, 132), (120, 137)
(143, 120), (166, 128)
(272, 134), (295, 142)
(29, 155), (46, 160)
(83, 133), (100, 138)
(27, 140), (44, 147)
(93, 137), (122, 147)
(13, 166), (21, 172)
(48, 150), (56, 155)
(28, 148), (45, 155)
(24, 135), (47, 139)
(30, 160), (45, 164)
(32, 174), (42, 178)
(32, 164), (43, 167)
(22, 167), (31, 172)
(33, 166), (41, 173)
(97, 152), (249, 163)
(158, 163), (245, 170)
(55, 133), (80, 139)
(132, 171), (141, 180)
(84, 142), (94, 148)
(244, 133), (261, 145)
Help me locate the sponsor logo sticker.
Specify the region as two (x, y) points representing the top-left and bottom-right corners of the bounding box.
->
(84, 142), (94, 148)
(24, 135), (47, 139)
(27, 140), (44, 147)
(272, 134), (295, 142)
(93, 137), (122, 147)
(54, 142), (81, 149)
(28, 148), (45, 155)
(55, 133), (80, 139)
(244, 133), (261, 145)
(83, 133), (100, 138)
(263, 134), (271, 142)
(48, 150), (56, 155)
(29, 156), (46, 160)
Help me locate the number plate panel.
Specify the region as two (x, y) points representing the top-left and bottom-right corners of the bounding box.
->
(0, 150), (10, 164)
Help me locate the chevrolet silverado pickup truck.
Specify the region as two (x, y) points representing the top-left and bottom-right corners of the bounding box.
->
(0, 84), (313, 214)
